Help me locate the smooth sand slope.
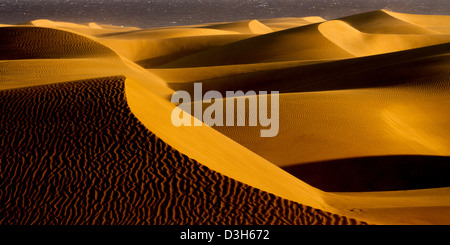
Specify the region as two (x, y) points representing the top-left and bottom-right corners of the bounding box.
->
(1, 10), (450, 225)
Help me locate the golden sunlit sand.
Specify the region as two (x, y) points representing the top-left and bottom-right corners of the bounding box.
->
(0, 10), (449, 225)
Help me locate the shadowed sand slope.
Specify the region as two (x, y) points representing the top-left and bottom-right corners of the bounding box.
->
(283, 156), (450, 192)
(166, 42), (449, 96)
(0, 76), (364, 225)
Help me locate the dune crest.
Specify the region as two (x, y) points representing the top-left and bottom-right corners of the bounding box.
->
(202, 19), (273, 34)
(318, 19), (450, 56)
(260, 16), (326, 31)
(383, 9), (450, 34)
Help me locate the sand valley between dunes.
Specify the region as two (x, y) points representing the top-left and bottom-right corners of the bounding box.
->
(1, 10), (449, 225)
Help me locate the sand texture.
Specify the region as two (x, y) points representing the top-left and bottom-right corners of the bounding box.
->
(1, 9), (449, 225)
(0, 77), (364, 225)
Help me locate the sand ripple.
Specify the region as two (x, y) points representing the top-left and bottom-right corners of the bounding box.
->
(0, 76), (365, 225)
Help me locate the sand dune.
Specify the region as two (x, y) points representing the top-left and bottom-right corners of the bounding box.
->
(0, 76), (365, 225)
(201, 20), (273, 34)
(165, 42), (449, 94)
(149, 59), (333, 84)
(161, 22), (354, 67)
(260, 16), (326, 31)
(99, 34), (256, 68)
(188, 43), (450, 167)
(159, 10), (450, 68)
(0, 26), (117, 60)
(202, 84), (449, 166)
(97, 27), (240, 39)
(1, 10), (450, 225)
(23, 19), (142, 36)
(384, 10), (450, 34)
(0, 25), (172, 96)
(338, 10), (438, 34)
(319, 20), (450, 56)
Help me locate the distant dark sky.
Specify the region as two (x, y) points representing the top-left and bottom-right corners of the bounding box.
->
(0, 0), (449, 27)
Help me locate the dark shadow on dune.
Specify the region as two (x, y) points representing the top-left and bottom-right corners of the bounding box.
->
(168, 42), (450, 95)
(282, 155), (450, 192)
(136, 51), (205, 68)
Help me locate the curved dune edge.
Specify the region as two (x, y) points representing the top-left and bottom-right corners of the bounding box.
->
(0, 76), (365, 225)
(318, 19), (450, 57)
(201, 20), (273, 34)
(124, 77), (328, 208)
(383, 10), (450, 34)
(125, 76), (450, 225)
(161, 22), (355, 68)
(260, 16), (326, 31)
(337, 10), (438, 34)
